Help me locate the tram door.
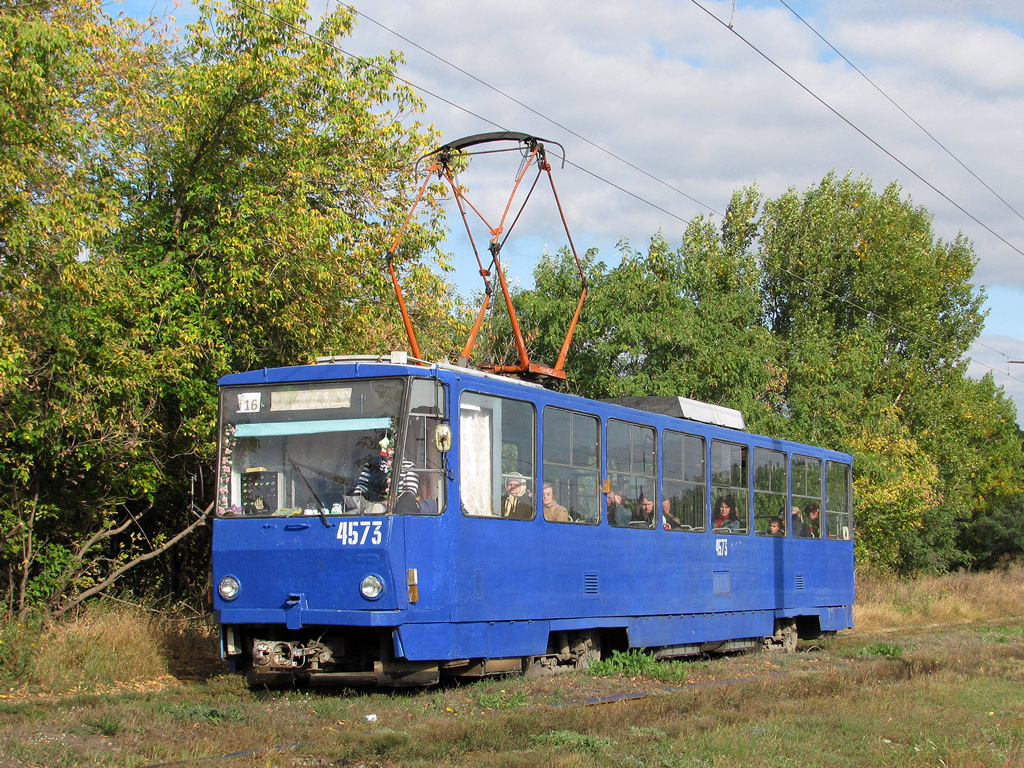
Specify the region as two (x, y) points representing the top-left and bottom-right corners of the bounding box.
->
(399, 378), (450, 621)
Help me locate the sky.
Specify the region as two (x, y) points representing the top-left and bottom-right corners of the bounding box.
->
(120, 0), (1024, 424)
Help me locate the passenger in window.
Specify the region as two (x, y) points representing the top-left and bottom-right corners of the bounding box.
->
(637, 495), (656, 527)
(791, 505), (807, 537)
(541, 482), (569, 522)
(607, 488), (632, 527)
(712, 496), (741, 532)
(415, 473), (438, 515)
(767, 516), (785, 537)
(804, 503), (821, 538)
(501, 472), (533, 520)
(661, 498), (677, 529)
(353, 436), (418, 502)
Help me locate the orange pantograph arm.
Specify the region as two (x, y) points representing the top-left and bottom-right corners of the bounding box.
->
(385, 157), (446, 361)
(387, 133), (587, 381)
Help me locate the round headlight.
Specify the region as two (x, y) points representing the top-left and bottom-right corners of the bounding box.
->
(359, 574), (384, 600)
(218, 575), (240, 601)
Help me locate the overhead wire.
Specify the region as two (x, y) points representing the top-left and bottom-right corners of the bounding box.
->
(767, 3), (1024, 380)
(770, 1), (1024, 375)
(687, 0), (1024, 261)
(777, 0), (1024, 224)
(226, 0), (1024, 390)
(689, 0), (1024, 387)
(349, 4), (723, 217)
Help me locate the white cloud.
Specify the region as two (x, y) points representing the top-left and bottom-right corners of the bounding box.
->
(340, 0), (1024, 291)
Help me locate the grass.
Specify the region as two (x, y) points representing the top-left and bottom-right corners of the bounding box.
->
(858, 642), (904, 657)
(853, 561), (1024, 630)
(1, 628), (1022, 766)
(0, 564), (1021, 765)
(25, 603), (171, 693)
(0, 599), (219, 699)
(978, 625), (1024, 643)
(532, 729), (617, 752)
(587, 648), (696, 682)
(475, 685), (529, 710)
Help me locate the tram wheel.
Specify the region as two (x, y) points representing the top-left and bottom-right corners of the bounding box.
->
(764, 619), (798, 653)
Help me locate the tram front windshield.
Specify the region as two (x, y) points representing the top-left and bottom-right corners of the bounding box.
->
(216, 379), (410, 518)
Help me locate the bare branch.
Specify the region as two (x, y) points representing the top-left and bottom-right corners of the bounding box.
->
(50, 502), (213, 620)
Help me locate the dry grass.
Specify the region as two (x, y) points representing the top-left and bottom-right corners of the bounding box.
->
(27, 604), (169, 693)
(4, 563), (1022, 700)
(853, 561), (1024, 631)
(2, 602), (1022, 767)
(12, 601), (218, 696)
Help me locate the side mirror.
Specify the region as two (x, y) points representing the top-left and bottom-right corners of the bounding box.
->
(434, 423), (453, 453)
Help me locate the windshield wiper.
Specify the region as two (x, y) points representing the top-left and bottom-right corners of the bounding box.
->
(289, 460), (332, 528)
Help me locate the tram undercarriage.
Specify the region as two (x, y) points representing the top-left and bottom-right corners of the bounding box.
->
(230, 620), (815, 689)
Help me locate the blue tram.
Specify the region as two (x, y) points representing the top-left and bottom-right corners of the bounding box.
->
(211, 353), (854, 686)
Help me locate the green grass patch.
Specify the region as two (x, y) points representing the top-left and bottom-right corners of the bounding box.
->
(587, 648), (693, 682)
(859, 642), (904, 658)
(532, 729), (616, 752)
(475, 687), (528, 710)
(977, 625), (1024, 643)
(84, 712), (123, 737)
(163, 701), (248, 724)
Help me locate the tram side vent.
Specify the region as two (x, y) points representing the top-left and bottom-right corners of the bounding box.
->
(794, 572), (805, 591)
(584, 572), (600, 595)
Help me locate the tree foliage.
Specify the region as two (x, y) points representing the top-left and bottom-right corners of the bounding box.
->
(1, 0), (459, 616)
(2, 0), (1019, 610)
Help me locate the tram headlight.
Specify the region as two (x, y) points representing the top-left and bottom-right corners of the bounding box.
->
(359, 574), (384, 600)
(218, 575), (240, 601)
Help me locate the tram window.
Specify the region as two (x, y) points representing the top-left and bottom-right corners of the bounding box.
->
(543, 407), (601, 524)
(217, 378), (407, 518)
(825, 460), (853, 540)
(662, 430), (706, 532)
(710, 440), (749, 534)
(459, 392), (536, 520)
(606, 420), (657, 529)
(754, 448), (788, 536)
(400, 379), (447, 515)
(792, 454), (823, 539)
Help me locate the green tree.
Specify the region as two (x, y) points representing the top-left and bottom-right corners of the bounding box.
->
(0, 0), (169, 616)
(500, 192), (781, 416)
(758, 173), (1022, 572)
(0, 0), (455, 616)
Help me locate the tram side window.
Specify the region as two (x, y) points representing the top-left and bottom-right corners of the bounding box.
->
(662, 430), (706, 532)
(825, 460), (853, 540)
(459, 392), (536, 520)
(606, 420), (657, 529)
(400, 379), (447, 515)
(754, 448), (788, 536)
(543, 407), (601, 524)
(792, 454), (823, 539)
(710, 440), (749, 534)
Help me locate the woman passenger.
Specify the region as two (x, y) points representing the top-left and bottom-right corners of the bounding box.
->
(712, 496), (741, 532)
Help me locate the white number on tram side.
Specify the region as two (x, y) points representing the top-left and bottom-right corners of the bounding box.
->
(336, 520), (383, 546)
(715, 538), (728, 557)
